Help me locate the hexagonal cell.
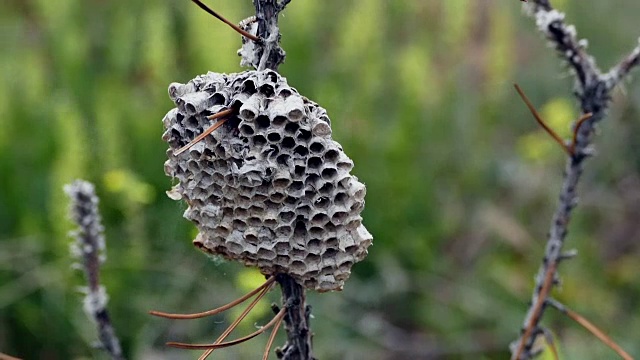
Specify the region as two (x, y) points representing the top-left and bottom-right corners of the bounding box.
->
(178, 91), (211, 115)
(257, 247), (277, 261)
(310, 212), (329, 227)
(320, 165), (338, 181)
(312, 120), (331, 137)
(323, 147), (340, 164)
(313, 196), (331, 210)
(283, 181), (303, 198)
(269, 191), (287, 203)
(266, 130), (283, 144)
(284, 95), (304, 122)
(241, 79), (257, 95)
(209, 90), (229, 106)
(309, 138), (326, 154)
(252, 134), (267, 147)
(168, 81), (196, 102)
(239, 121), (256, 136)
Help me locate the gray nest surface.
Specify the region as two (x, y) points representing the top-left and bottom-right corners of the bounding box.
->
(162, 70), (372, 291)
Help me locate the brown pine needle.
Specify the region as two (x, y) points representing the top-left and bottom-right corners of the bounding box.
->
(262, 308), (285, 360)
(0, 352), (23, 360)
(190, 0), (260, 42)
(569, 112), (593, 155)
(512, 261), (558, 360)
(563, 307), (634, 360)
(514, 84), (572, 155)
(166, 307), (287, 350)
(198, 280), (276, 360)
(149, 276), (275, 319)
(173, 114), (231, 156)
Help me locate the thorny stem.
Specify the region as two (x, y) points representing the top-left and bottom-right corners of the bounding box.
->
(512, 1), (640, 359)
(248, 1), (314, 359)
(275, 274), (314, 360)
(65, 180), (124, 360)
(243, 0), (288, 71)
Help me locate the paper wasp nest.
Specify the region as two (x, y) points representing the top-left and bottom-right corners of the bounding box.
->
(162, 70), (372, 291)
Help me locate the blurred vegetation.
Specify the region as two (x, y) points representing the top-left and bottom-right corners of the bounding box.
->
(1, 0), (639, 359)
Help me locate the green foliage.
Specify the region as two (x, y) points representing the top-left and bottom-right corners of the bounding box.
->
(1, 0), (639, 359)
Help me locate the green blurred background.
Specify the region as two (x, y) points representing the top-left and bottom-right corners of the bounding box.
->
(1, 0), (639, 359)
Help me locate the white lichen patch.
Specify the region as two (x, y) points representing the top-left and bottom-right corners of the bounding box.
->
(162, 70), (372, 291)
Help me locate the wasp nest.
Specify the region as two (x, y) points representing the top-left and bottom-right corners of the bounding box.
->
(162, 70), (372, 291)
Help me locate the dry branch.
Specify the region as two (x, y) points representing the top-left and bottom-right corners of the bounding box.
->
(512, 1), (640, 359)
(248, 1), (314, 359)
(65, 180), (124, 360)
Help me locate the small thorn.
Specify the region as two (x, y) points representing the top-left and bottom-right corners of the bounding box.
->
(558, 249), (578, 261)
(581, 144), (597, 157)
(190, 0), (261, 42)
(513, 84), (572, 156)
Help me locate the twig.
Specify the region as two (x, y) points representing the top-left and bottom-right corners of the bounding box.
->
(546, 299), (633, 360)
(238, 0), (287, 71)
(243, 1), (314, 359)
(189, 0), (260, 42)
(513, 84), (572, 155)
(512, 2), (640, 359)
(65, 180), (124, 360)
(275, 274), (314, 360)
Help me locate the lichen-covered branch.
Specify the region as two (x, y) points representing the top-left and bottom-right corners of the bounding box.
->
(512, 2), (640, 359)
(65, 180), (124, 360)
(247, 1), (314, 359)
(275, 274), (315, 360)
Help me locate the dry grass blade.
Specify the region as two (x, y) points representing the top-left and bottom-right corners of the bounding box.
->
(166, 307), (287, 351)
(563, 307), (634, 360)
(197, 280), (276, 360)
(514, 84), (572, 155)
(149, 276), (275, 319)
(262, 307), (285, 360)
(189, 0), (260, 41)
